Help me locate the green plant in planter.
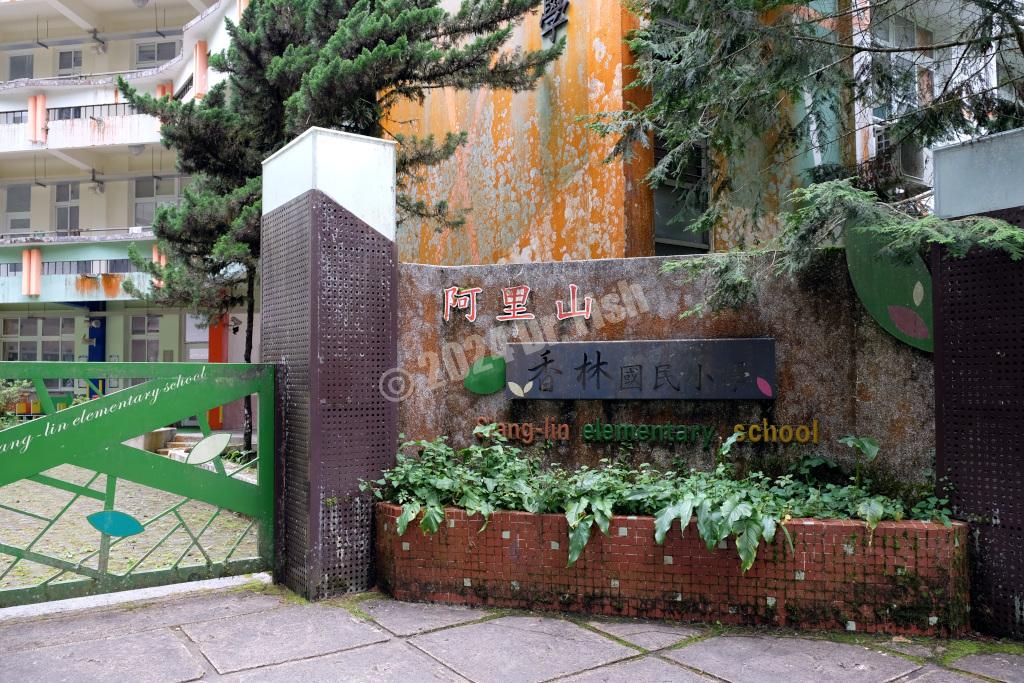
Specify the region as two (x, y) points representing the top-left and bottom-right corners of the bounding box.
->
(362, 425), (952, 572)
(839, 435), (880, 489)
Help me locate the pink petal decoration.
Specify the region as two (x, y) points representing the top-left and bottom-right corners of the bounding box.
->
(887, 305), (930, 340)
(756, 377), (773, 398)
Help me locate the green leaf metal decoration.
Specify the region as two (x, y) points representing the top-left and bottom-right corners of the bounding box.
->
(846, 227), (934, 352)
(87, 511), (145, 537)
(463, 355), (507, 395)
(186, 433), (232, 465)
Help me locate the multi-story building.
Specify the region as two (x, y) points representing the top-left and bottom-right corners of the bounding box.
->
(0, 0), (249, 416)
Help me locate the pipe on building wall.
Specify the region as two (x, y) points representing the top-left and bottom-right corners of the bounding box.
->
(194, 41), (208, 98)
(29, 249), (42, 296)
(21, 249), (31, 295)
(238, 0), (249, 18)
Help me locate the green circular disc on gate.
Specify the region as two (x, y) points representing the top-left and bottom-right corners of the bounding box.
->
(464, 356), (507, 395)
(846, 226), (933, 352)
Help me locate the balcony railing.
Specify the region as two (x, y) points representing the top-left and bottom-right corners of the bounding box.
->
(46, 103), (138, 122)
(0, 226), (154, 244)
(0, 110), (27, 125)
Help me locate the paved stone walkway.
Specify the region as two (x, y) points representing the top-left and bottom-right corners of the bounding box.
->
(1, 584), (1023, 682)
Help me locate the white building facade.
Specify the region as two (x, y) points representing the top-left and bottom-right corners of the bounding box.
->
(0, 0), (252, 424)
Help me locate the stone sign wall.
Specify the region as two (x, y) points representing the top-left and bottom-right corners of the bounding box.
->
(397, 252), (934, 480)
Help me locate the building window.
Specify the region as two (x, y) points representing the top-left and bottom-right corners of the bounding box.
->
(52, 107), (84, 121)
(653, 143), (711, 255)
(57, 49), (83, 76)
(870, 14), (933, 184)
(55, 182), (80, 235)
(1, 316), (76, 389)
(130, 315), (161, 362)
(0, 110), (28, 124)
(996, 57), (1023, 105)
(8, 54), (33, 80)
(5, 184), (31, 234)
(136, 41), (180, 68)
(0, 263), (23, 277)
(134, 177), (181, 226)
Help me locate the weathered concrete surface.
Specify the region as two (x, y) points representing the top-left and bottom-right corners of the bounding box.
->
(951, 653), (1024, 682)
(359, 598), (480, 636)
(587, 619), (702, 650)
(0, 589), (281, 654)
(409, 615), (637, 683)
(664, 635), (920, 683)
(906, 666), (985, 683)
(561, 656), (715, 682)
(222, 640), (465, 683)
(0, 585), (1007, 682)
(0, 628), (204, 683)
(180, 603), (388, 673)
(398, 252), (935, 479)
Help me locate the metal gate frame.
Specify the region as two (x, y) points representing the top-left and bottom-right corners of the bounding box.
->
(0, 362), (274, 607)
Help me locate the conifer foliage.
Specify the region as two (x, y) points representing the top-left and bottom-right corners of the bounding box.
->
(119, 0), (562, 447)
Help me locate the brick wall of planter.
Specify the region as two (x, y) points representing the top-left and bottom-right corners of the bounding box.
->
(376, 503), (969, 636)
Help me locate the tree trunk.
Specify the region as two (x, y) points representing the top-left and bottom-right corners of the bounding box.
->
(242, 267), (255, 452)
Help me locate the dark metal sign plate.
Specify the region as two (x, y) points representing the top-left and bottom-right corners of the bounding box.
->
(505, 339), (776, 400)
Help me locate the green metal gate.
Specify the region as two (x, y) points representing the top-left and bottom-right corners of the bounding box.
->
(0, 362), (274, 607)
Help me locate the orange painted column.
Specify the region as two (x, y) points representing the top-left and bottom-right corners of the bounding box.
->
(151, 244), (164, 288)
(207, 314), (229, 429)
(33, 94), (46, 143)
(237, 0), (249, 17)
(21, 249), (31, 295)
(29, 249), (42, 296)
(194, 41), (209, 99)
(26, 96), (37, 142)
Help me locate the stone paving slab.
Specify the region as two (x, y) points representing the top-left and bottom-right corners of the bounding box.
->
(0, 590), (284, 654)
(2, 587), (1019, 683)
(559, 655), (716, 682)
(665, 635), (921, 683)
(358, 598), (484, 635)
(221, 640), (468, 682)
(587, 619), (702, 651)
(0, 628), (204, 683)
(951, 653), (1024, 682)
(411, 615), (637, 683)
(180, 604), (389, 674)
(895, 665), (982, 682)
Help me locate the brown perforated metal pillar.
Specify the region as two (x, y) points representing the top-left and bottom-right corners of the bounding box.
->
(260, 128), (398, 599)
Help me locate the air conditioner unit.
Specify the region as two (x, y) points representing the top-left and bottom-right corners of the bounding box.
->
(875, 125), (926, 185)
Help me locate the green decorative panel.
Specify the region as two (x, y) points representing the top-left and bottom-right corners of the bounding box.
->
(846, 227), (934, 352)
(0, 362), (274, 607)
(463, 356), (507, 395)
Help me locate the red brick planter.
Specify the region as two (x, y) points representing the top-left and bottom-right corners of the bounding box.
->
(376, 503), (969, 636)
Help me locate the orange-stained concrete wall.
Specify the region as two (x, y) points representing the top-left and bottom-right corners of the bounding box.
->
(391, 1), (653, 265)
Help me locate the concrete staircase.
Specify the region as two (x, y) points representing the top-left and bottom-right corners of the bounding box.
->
(157, 432), (204, 459)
